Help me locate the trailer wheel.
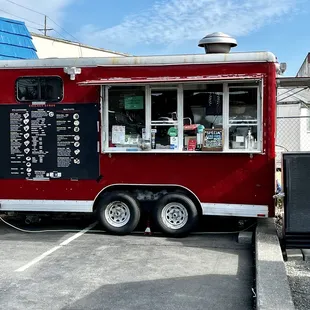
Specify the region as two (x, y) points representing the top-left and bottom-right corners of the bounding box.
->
(97, 192), (141, 235)
(154, 193), (198, 237)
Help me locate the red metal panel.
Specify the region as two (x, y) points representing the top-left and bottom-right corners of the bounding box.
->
(0, 63), (268, 103)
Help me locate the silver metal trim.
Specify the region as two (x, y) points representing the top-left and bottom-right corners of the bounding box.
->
(0, 200), (93, 212)
(177, 84), (184, 151)
(258, 79), (264, 151)
(103, 79), (264, 154)
(145, 85), (151, 143)
(0, 52), (277, 69)
(103, 85), (109, 151)
(150, 86), (180, 150)
(201, 203), (268, 217)
(227, 84), (262, 152)
(223, 83), (229, 151)
(0, 198), (269, 218)
(102, 150), (264, 154)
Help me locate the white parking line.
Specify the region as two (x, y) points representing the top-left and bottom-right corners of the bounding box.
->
(15, 222), (97, 272)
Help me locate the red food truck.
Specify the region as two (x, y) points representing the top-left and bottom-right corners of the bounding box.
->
(0, 32), (282, 236)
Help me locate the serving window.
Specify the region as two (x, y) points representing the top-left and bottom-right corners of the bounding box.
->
(183, 84), (223, 151)
(102, 80), (262, 153)
(228, 86), (260, 151)
(151, 88), (178, 149)
(107, 86), (145, 149)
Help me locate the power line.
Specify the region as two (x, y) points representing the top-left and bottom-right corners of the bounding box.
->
(5, 0), (53, 35)
(47, 17), (80, 42)
(50, 28), (68, 41)
(48, 25), (83, 57)
(5, 0), (44, 16)
(0, 8), (44, 27)
(4, 0), (79, 42)
(3, 0), (83, 56)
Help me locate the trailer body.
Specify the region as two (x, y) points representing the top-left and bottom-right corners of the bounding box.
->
(0, 52), (277, 235)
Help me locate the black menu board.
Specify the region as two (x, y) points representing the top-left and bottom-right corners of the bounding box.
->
(0, 103), (99, 180)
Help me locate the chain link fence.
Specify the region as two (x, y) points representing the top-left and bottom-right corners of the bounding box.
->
(276, 110), (310, 169)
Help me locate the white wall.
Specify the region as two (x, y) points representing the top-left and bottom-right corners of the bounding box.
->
(297, 54), (309, 77)
(32, 35), (125, 59)
(295, 54), (310, 151)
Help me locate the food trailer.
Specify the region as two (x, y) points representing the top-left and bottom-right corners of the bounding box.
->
(0, 32), (279, 236)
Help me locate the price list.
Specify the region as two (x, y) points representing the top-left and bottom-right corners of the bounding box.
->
(0, 103), (99, 180)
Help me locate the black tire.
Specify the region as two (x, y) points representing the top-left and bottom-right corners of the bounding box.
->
(153, 193), (199, 237)
(96, 191), (141, 235)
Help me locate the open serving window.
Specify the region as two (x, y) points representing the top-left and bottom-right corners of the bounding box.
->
(101, 79), (263, 153)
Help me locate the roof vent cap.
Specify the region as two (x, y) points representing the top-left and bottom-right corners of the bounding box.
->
(198, 32), (237, 54)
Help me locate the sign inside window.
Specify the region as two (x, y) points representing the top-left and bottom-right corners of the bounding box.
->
(124, 95), (144, 110)
(202, 129), (223, 151)
(112, 125), (126, 144)
(187, 138), (197, 151)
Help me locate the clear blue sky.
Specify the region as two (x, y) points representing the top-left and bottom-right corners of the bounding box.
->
(2, 0), (310, 76)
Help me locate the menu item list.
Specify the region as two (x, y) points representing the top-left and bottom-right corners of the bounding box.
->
(0, 103), (99, 180)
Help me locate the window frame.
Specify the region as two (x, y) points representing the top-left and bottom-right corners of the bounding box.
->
(101, 79), (264, 154)
(102, 85), (147, 151)
(149, 85), (183, 151)
(15, 76), (64, 103)
(226, 83), (262, 152)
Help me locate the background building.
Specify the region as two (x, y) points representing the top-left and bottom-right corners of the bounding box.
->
(31, 32), (128, 59)
(276, 54), (310, 168)
(0, 16), (38, 60)
(0, 16), (127, 60)
(297, 53), (310, 77)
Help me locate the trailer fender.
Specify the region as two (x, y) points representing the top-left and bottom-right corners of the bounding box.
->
(92, 184), (202, 214)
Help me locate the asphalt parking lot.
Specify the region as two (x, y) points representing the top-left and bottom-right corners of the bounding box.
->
(0, 216), (254, 310)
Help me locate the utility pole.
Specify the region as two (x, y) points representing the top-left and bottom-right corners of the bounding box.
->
(38, 15), (53, 36)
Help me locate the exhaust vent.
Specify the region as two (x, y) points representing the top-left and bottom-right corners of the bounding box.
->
(198, 32), (237, 54)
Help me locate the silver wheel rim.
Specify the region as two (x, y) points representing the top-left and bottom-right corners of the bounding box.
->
(161, 202), (188, 230)
(105, 201), (130, 227)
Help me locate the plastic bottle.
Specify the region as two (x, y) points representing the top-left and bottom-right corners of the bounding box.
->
(245, 129), (254, 150)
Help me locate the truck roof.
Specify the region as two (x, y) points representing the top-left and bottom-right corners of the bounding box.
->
(0, 51), (277, 69)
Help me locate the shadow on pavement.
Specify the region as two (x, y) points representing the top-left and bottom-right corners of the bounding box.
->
(61, 274), (253, 310)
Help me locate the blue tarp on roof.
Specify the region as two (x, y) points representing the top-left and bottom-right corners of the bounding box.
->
(0, 16), (38, 60)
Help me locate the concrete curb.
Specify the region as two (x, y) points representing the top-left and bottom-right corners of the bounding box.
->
(255, 218), (295, 310)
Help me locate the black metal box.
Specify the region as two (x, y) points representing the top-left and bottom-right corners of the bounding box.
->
(283, 152), (310, 248)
